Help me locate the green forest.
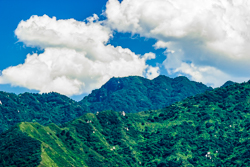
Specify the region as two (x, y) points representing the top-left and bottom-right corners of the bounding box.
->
(0, 91), (88, 133)
(0, 75), (211, 133)
(80, 75), (212, 113)
(0, 76), (249, 166)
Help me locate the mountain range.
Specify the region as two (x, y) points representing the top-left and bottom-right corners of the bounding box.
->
(80, 75), (212, 113)
(0, 75), (211, 133)
(0, 78), (250, 166)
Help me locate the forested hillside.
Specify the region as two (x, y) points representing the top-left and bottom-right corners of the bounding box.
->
(1, 80), (250, 166)
(0, 92), (88, 133)
(80, 75), (212, 113)
(0, 75), (211, 133)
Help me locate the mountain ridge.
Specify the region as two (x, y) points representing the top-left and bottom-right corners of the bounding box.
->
(1, 80), (250, 166)
(79, 75), (212, 113)
(0, 91), (88, 133)
(0, 75), (212, 133)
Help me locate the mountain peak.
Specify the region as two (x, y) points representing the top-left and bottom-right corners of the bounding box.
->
(221, 80), (237, 88)
(80, 75), (211, 113)
(173, 75), (190, 81)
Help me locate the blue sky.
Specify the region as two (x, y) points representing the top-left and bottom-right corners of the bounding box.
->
(1, 0), (250, 101)
(0, 0), (109, 99)
(0, 0), (168, 100)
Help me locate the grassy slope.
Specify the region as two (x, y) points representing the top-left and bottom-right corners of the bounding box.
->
(0, 111), (145, 166)
(1, 81), (250, 166)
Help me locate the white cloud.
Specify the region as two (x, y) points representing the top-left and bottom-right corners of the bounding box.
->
(145, 66), (160, 80)
(172, 62), (246, 87)
(105, 0), (250, 86)
(153, 41), (169, 50)
(143, 52), (156, 60)
(0, 15), (159, 96)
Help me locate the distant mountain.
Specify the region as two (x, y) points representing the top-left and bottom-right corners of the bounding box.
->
(220, 80), (237, 88)
(0, 91), (88, 133)
(79, 75), (212, 113)
(0, 75), (211, 133)
(2, 81), (250, 166)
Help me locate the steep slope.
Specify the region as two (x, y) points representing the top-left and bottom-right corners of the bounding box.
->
(2, 80), (250, 166)
(0, 111), (144, 166)
(0, 92), (88, 133)
(79, 75), (212, 113)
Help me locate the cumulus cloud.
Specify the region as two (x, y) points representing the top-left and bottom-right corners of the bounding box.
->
(105, 0), (250, 87)
(145, 66), (160, 80)
(0, 14), (159, 96)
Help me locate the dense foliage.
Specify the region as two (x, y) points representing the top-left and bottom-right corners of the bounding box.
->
(80, 75), (212, 113)
(0, 91), (88, 133)
(1, 80), (250, 166)
(0, 75), (211, 133)
(0, 125), (41, 166)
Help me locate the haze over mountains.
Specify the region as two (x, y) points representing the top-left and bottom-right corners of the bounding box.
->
(1, 77), (250, 166)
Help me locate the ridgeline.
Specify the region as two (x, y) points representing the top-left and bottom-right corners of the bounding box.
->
(79, 75), (212, 113)
(1, 80), (250, 166)
(0, 92), (88, 133)
(0, 75), (211, 133)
